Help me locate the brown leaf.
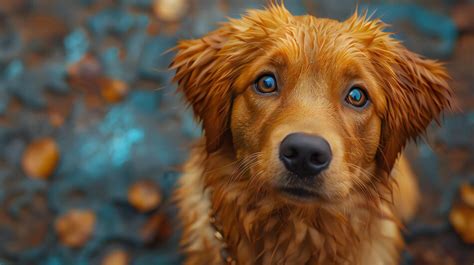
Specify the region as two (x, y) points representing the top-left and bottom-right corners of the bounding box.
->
(128, 180), (162, 212)
(460, 183), (474, 208)
(21, 138), (60, 180)
(449, 204), (474, 244)
(55, 209), (96, 248)
(100, 78), (129, 103)
(102, 249), (130, 265)
(153, 0), (188, 22)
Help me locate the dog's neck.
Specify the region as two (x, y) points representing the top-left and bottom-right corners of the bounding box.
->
(203, 146), (398, 264)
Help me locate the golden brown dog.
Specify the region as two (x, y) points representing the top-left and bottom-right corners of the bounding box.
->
(171, 3), (453, 265)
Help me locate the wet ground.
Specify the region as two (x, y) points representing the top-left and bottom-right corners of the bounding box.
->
(0, 0), (472, 264)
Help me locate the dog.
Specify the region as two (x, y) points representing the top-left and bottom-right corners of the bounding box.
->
(171, 3), (453, 265)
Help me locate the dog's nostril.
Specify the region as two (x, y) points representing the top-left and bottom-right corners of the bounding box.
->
(282, 147), (297, 158)
(310, 153), (327, 165)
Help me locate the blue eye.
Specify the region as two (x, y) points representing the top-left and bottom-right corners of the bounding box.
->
(345, 87), (369, 108)
(255, 74), (277, 94)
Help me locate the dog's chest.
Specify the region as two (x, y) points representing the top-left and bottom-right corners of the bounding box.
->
(213, 197), (364, 264)
(176, 150), (401, 265)
(212, 202), (400, 265)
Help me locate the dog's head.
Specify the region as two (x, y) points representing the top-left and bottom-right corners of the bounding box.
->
(171, 4), (453, 206)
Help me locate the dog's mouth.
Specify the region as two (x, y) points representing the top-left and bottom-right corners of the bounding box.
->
(279, 186), (320, 201)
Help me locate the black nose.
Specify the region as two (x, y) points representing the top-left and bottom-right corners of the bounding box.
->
(279, 133), (332, 177)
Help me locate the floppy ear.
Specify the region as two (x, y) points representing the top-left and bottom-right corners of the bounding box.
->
(345, 13), (454, 173)
(170, 27), (234, 152)
(377, 47), (454, 172)
(170, 4), (292, 153)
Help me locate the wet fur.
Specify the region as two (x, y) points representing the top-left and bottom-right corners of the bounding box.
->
(171, 4), (453, 265)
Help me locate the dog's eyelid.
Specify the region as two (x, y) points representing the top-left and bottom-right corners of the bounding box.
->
(347, 82), (370, 97)
(256, 70), (277, 79)
(251, 70), (278, 85)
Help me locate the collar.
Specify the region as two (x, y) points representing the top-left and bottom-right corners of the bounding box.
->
(208, 208), (237, 264)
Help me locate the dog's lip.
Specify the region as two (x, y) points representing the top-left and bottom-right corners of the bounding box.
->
(279, 186), (319, 199)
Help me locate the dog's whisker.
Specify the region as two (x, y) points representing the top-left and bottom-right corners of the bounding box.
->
(344, 163), (382, 200)
(225, 152), (264, 186)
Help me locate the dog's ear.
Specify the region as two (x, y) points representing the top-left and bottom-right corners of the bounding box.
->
(378, 45), (454, 172)
(170, 27), (234, 152)
(170, 3), (292, 153)
(346, 13), (454, 173)
(377, 46), (454, 172)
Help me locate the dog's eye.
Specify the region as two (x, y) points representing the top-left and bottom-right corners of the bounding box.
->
(255, 75), (277, 94)
(345, 87), (369, 108)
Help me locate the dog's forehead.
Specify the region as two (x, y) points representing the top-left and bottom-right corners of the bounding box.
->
(291, 15), (350, 40)
(265, 16), (366, 65)
(234, 15), (372, 81)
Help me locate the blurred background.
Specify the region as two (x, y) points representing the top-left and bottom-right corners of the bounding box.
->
(0, 0), (472, 264)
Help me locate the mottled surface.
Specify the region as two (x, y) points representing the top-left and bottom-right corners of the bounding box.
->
(0, 0), (472, 264)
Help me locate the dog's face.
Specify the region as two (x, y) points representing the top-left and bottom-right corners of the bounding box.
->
(229, 18), (384, 202)
(172, 5), (452, 206)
